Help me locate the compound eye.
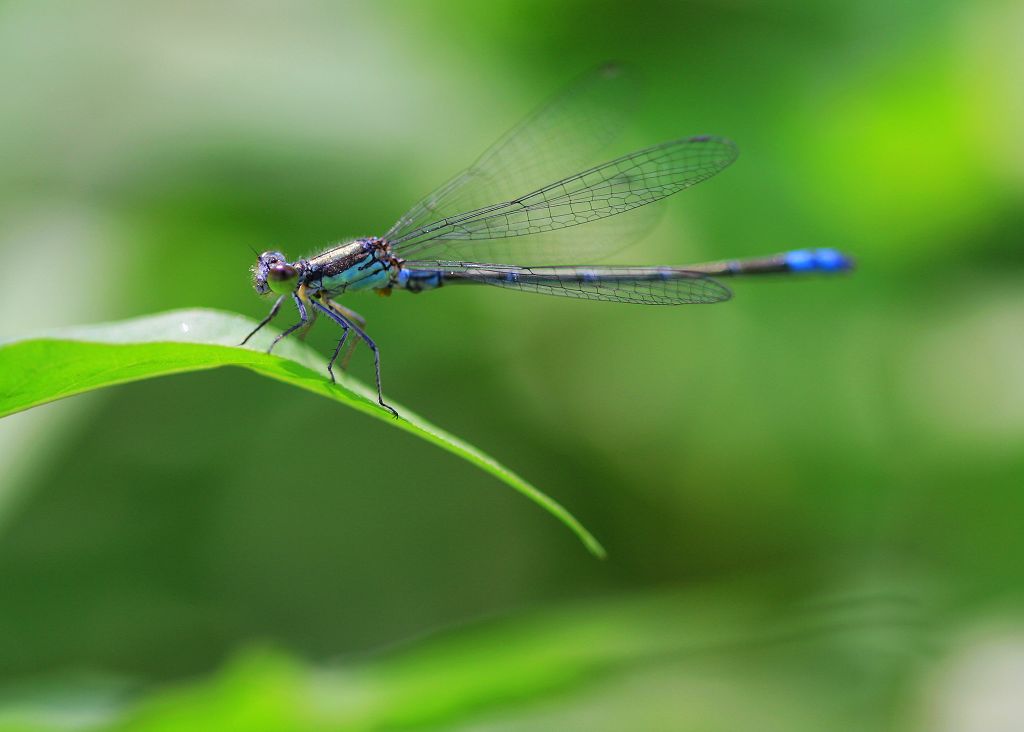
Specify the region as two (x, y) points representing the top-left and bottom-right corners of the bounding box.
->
(268, 263), (296, 281)
(267, 263), (299, 293)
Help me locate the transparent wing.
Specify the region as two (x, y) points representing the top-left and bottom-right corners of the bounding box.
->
(392, 136), (738, 263)
(386, 62), (638, 246)
(395, 198), (666, 266)
(402, 262), (733, 305)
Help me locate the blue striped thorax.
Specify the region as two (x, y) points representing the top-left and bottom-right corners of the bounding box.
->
(303, 237), (399, 295)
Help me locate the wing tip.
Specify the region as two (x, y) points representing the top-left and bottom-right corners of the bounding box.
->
(708, 277), (734, 303)
(686, 134), (739, 160)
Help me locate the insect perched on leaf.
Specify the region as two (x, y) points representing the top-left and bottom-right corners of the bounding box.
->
(243, 63), (853, 417)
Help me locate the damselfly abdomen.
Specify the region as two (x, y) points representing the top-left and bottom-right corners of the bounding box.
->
(243, 64), (853, 417)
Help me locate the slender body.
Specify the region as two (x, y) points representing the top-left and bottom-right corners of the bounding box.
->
(243, 65), (853, 416)
(396, 247), (851, 298)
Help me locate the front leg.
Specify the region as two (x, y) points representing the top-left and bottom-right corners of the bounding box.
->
(240, 294), (285, 346)
(296, 306), (318, 341)
(267, 291), (310, 354)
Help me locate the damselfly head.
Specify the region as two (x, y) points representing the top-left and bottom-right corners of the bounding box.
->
(252, 250), (297, 295)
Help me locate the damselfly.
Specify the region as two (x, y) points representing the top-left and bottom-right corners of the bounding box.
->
(243, 64), (852, 417)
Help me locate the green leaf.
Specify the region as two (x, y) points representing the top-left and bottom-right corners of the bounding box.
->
(0, 308), (604, 557)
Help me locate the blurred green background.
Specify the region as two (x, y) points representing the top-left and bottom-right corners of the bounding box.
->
(1, 0), (1022, 729)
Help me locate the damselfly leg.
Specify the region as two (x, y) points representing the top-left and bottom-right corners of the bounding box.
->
(323, 299), (365, 371)
(240, 294), (285, 346)
(326, 323), (351, 382)
(311, 298), (399, 418)
(295, 305), (318, 341)
(268, 291), (310, 354)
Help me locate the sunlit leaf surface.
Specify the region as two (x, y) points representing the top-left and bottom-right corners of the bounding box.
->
(0, 308), (604, 557)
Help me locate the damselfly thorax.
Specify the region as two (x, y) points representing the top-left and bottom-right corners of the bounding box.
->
(303, 237), (402, 297)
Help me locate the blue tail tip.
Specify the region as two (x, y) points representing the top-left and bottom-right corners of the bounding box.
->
(784, 248), (854, 273)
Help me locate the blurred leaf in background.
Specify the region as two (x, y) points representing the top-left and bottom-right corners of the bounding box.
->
(0, 0), (1022, 729)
